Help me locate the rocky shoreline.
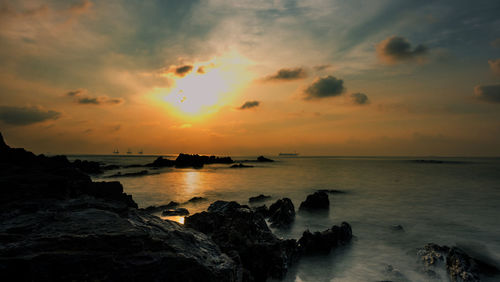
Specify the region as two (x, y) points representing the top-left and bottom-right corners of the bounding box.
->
(0, 132), (498, 281)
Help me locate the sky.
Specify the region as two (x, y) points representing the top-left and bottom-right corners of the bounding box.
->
(0, 0), (499, 156)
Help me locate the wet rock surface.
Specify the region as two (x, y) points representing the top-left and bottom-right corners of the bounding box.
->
(297, 222), (353, 254)
(299, 191), (330, 211)
(416, 243), (500, 281)
(268, 198), (295, 228)
(0, 133), (239, 282)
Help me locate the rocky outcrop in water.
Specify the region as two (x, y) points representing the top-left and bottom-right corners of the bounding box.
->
(248, 194), (271, 203)
(0, 133), (239, 282)
(297, 222), (352, 254)
(268, 198), (295, 228)
(147, 154), (234, 169)
(417, 243), (500, 281)
(257, 156), (274, 162)
(299, 191), (330, 211)
(185, 200), (298, 281)
(231, 163), (254, 168)
(162, 207), (190, 216)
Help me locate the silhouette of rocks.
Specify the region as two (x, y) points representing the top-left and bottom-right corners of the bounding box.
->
(257, 156), (274, 162)
(147, 156), (176, 167)
(162, 207), (189, 216)
(248, 194), (271, 203)
(299, 191), (330, 211)
(185, 200), (298, 281)
(106, 170), (153, 178)
(297, 222), (352, 255)
(176, 153), (233, 168)
(416, 243), (500, 281)
(230, 163), (253, 168)
(317, 189), (346, 194)
(268, 198), (295, 228)
(186, 196), (207, 204)
(0, 133), (238, 282)
(252, 204), (270, 217)
(143, 201), (180, 213)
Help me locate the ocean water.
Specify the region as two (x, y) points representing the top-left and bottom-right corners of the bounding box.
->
(68, 155), (500, 282)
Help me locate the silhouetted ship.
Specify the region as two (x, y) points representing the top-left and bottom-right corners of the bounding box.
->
(138, 149), (143, 154)
(113, 149), (119, 154)
(127, 149), (132, 154)
(279, 152), (299, 156)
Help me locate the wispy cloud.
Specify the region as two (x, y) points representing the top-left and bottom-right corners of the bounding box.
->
(263, 68), (307, 82)
(239, 100), (260, 110)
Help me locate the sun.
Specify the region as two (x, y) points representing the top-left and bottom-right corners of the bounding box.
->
(157, 52), (252, 120)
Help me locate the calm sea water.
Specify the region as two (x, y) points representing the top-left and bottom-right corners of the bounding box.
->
(68, 155), (500, 282)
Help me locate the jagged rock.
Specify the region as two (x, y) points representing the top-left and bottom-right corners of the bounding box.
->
(147, 156), (176, 167)
(144, 201), (180, 213)
(252, 205), (270, 217)
(231, 163), (253, 168)
(268, 198), (295, 228)
(185, 201), (298, 281)
(416, 243), (500, 282)
(299, 191), (330, 211)
(175, 153), (233, 168)
(248, 194), (271, 203)
(317, 189), (346, 194)
(257, 156), (274, 162)
(162, 207), (189, 216)
(297, 222), (352, 254)
(186, 196), (207, 204)
(0, 132), (239, 281)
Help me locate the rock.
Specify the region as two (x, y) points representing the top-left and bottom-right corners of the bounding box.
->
(252, 205), (270, 217)
(144, 201), (180, 213)
(248, 194), (271, 203)
(391, 224), (404, 231)
(106, 170), (152, 178)
(268, 198), (295, 228)
(0, 132), (239, 281)
(147, 156), (176, 167)
(257, 156), (274, 162)
(102, 164), (121, 170)
(162, 207), (190, 216)
(185, 200), (298, 281)
(297, 222), (352, 255)
(71, 159), (103, 174)
(317, 189), (346, 194)
(299, 191), (329, 211)
(416, 243), (500, 282)
(175, 153), (233, 168)
(230, 163), (253, 168)
(185, 196), (207, 204)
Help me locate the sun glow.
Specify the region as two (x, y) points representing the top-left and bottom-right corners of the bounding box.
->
(157, 52), (252, 119)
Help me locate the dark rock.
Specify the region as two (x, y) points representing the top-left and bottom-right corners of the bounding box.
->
(175, 153), (233, 168)
(416, 243), (500, 282)
(252, 205), (270, 217)
(186, 196), (207, 204)
(106, 170), (153, 178)
(0, 132), (239, 282)
(72, 159), (103, 174)
(230, 163), (253, 168)
(147, 156), (176, 167)
(317, 189), (346, 194)
(257, 156), (274, 162)
(102, 164), (121, 170)
(144, 201), (180, 213)
(299, 191), (329, 211)
(268, 198), (295, 228)
(297, 222), (352, 255)
(248, 194), (271, 203)
(185, 201), (298, 281)
(162, 208), (189, 216)
(391, 224), (404, 231)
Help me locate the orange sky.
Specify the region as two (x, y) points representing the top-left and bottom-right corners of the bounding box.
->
(1, 1), (500, 156)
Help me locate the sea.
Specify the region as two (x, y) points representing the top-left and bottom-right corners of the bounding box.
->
(67, 154), (500, 282)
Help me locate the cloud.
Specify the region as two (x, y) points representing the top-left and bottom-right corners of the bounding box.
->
(66, 89), (124, 105)
(376, 36), (428, 64)
(303, 76), (345, 100)
(313, 65), (332, 71)
(492, 38), (500, 48)
(474, 85), (500, 103)
(0, 105), (61, 125)
(488, 59), (500, 76)
(264, 68), (307, 81)
(350, 93), (370, 105)
(239, 101), (260, 110)
(174, 65), (194, 77)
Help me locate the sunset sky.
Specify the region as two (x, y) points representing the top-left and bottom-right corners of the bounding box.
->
(1, 0), (500, 156)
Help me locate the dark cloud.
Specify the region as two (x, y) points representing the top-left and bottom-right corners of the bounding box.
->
(313, 64), (332, 71)
(303, 76), (345, 100)
(376, 36), (428, 64)
(350, 93), (370, 105)
(66, 89), (124, 105)
(474, 84), (500, 103)
(175, 65), (193, 77)
(239, 101), (260, 110)
(264, 68), (307, 81)
(489, 59), (500, 76)
(0, 105), (61, 125)
(492, 38), (500, 48)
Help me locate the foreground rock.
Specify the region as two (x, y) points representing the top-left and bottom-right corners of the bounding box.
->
(185, 201), (298, 281)
(297, 222), (352, 254)
(417, 243), (500, 281)
(268, 198), (295, 228)
(0, 133), (239, 282)
(299, 191), (330, 211)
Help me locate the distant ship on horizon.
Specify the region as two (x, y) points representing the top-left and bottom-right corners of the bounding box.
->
(138, 149), (143, 154)
(279, 152), (299, 156)
(113, 149), (119, 154)
(126, 148), (132, 154)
